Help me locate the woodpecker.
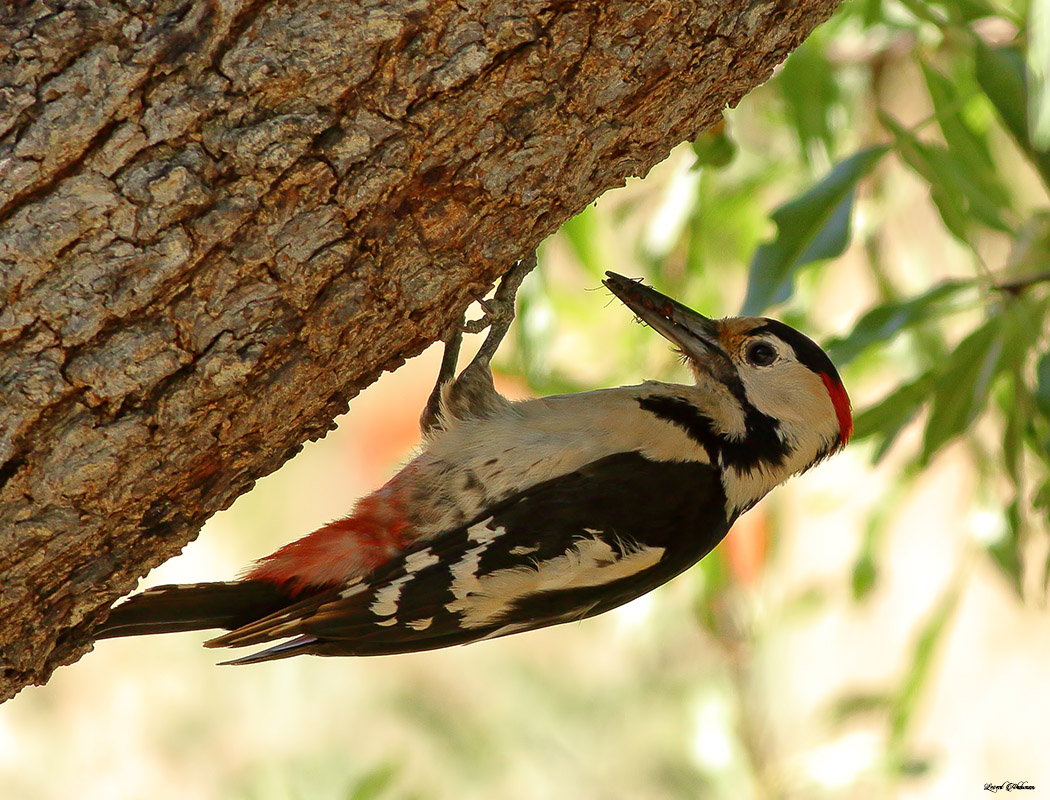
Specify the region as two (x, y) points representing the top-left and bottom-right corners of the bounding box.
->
(96, 267), (852, 664)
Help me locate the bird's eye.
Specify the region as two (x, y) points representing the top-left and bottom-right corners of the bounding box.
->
(745, 341), (777, 367)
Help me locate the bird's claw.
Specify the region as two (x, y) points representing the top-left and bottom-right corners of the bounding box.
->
(462, 252), (536, 336)
(420, 252), (537, 436)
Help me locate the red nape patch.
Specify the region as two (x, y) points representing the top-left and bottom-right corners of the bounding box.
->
(821, 372), (853, 447)
(246, 483), (412, 595)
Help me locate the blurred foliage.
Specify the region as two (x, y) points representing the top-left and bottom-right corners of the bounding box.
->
(506, 0), (1050, 795)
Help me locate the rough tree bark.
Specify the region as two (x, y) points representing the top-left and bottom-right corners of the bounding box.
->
(0, 0), (840, 701)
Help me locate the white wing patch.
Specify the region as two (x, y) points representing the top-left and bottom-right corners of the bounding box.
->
(446, 537), (665, 629)
(369, 548), (442, 619)
(404, 548), (440, 573)
(448, 543), (491, 600)
(369, 575), (411, 617)
(340, 579), (367, 599)
(467, 521), (505, 543)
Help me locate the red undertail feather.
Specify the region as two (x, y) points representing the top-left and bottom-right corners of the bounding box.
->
(246, 478), (413, 593)
(820, 372), (853, 447)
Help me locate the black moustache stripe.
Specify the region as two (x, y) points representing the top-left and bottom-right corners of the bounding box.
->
(637, 394), (791, 473)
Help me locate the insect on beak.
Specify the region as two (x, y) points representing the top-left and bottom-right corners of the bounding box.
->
(602, 272), (731, 371)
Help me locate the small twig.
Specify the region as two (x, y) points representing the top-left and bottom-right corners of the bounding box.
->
(990, 270), (1050, 295)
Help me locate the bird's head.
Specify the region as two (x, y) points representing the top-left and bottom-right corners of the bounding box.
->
(603, 273), (851, 505)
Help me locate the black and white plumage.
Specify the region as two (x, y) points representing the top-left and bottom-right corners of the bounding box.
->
(97, 271), (852, 664)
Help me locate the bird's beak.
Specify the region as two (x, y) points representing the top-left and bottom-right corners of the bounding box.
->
(602, 272), (729, 368)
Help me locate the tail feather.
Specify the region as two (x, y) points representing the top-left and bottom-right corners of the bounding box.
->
(96, 581), (296, 639)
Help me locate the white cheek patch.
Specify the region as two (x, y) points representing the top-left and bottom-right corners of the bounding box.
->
(721, 462), (777, 515)
(721, 431), (829, 515)
(446, 537), (665, 629)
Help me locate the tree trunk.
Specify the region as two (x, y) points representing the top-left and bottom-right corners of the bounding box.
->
(0, 0), (840, 701)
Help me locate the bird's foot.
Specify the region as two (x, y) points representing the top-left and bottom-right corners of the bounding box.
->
(419, 252), (537, 436)
(464, 251), (537, 367)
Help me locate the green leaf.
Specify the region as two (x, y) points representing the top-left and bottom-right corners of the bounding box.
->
(889, 583), (959, 745)
(1002, 382), (1024, 485)
(1034, 477), (1050, 513)
(896, 0), (996, 26)
(1039, 479), (1050, 594)
(777, 37), (838, 160)
(882, 114), (1012, 238)
(919, 295), (1044, 465)
(741, 146), (889, 315)
(691, 549), (730, 632)
(1028, 0), (1050, 149)
(691, 121), (737, 169)
(1036, 350), (1050, 419)
(975, 43), (1029, 143)
(975, 41), (1050, 190)
(853, 371), (936, 461)
(851, 507), (895, 602)
(858, 0), (885, 27)
(824, 280), (973, 366)
(943, 0), (999, 23)
(346, 763), (400, 800)
(921, 63), (1011, 212)
(895, 757), (934, 778)
(1005, 211), (1050, 276)
(895, 0), (949, 26)
(929, 183), (972, 242)
(780, 586), (828, 621)
(830, 692), (893, 724)
(999, 295), (1050, 483)
(560, 206), (605, 279)
(922, 62), (994, 166)
(851, 552), (877, 600)
(987, 500), (1024, 597)
(921, 317), (1003, 463)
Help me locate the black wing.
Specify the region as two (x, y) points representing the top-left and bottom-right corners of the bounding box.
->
(211, 451), (730, 663)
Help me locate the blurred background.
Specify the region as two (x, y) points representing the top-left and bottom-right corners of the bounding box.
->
(4, 0), (1050, 797)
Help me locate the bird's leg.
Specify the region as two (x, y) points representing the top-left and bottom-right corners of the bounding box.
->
(419, 326), (463, 436)
(463, 250), (537, 373)
(419, 252), (537, 436)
